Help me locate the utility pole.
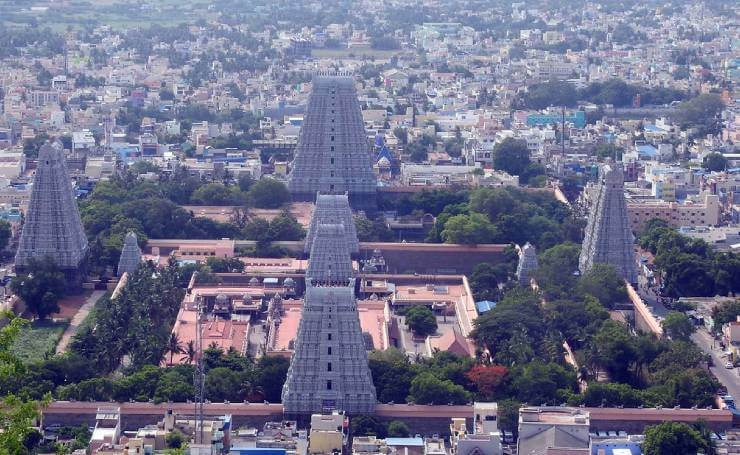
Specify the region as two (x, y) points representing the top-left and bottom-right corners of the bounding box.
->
(193, 294), (205, 445)
(561, 105), (566, 156)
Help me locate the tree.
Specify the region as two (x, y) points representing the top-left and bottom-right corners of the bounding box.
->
(190, 183), (243, 205)
(387, 421), (410, 438)
(166, 333), (184, 365)
(0, 220), (11, 250)
(159, 89), (175, 101)
(0, 313), (44, 453)
(661, 312), (696, 341)
(238, 174), (255, 192)
(351, 415), (387, 438)
(576, 264), (628, 309)
(248, 178), (290, 209)
(590, 321), (635, 383)
(407, 372), (471, 405)
(441, 213), (497, 244)
(712, 300), (740, 333)
(643, 422), (708, 455)
(521, 80), (578, 109)
(674, 94), (724, 136)
(268, 213), (305, 241)
(368, 349), (415, 403)
(393, 127), (408, 145)
(355, 214), (394, 242)
(509, 361), (576, 405)
(204, 367), (243, 402)
(465, 365), (508, 399)
(496, 399), (521, 438)
(536, 243), (581, 298)
(10, 257), (66, 320)
(493, 138), (530, 176)
(405, 306), (437, 337)
(254, 356), (289, 403)
(184, 341), (197, 364)
(468, 263), (508, 301)
(703, 153), (728, 172)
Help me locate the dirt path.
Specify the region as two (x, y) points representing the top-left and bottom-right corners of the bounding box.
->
(55, 290), (106, 354)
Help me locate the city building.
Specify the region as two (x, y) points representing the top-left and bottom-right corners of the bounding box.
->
(627, 193), (721, 231)
(308, 412), (347, 454)
(516, 407), (590, 455)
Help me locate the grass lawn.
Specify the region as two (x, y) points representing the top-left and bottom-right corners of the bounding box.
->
(10, 320), (68, 364)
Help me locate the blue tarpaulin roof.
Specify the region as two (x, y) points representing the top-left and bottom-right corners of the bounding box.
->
(475, 300), (497, 313)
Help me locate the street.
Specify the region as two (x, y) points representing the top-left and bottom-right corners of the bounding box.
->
(692, 328), (740, 402)
(636, 273), (740, 402)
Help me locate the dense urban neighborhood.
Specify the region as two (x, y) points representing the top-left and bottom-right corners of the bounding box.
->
(0, 0), (739, 454)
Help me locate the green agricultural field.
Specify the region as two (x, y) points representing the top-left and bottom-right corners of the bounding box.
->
(10, 319), (68, 364)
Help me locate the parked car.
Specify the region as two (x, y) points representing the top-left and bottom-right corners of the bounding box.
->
(725, 361), (734, 369)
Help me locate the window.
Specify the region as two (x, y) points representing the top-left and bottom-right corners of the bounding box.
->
(328, 333), (332, 340)
(330, 184), (335, 191)
(327, 362), (332, 372)
(331, 136), (335, 141)
(327, 380), (332, 390)
(328, 347), (332, 355)
(330, 157), (335, 164)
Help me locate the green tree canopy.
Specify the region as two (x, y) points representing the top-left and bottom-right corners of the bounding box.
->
(703, 152), (728, 172)
(248, 178), (290, 208)
(493, 138), (531, 176)
(661, 312), (696, 340)
(407, 371), (471, 405)
(441, 213), (497, 244)
(642, 422), (708, 455)
(576, 263), (628, 309)
(10, 257), (66, 320)
(404, 306), (438, 337)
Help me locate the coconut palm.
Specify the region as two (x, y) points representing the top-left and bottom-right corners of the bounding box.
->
(166, 333), (184, 365)
(185, 340), (197, 364)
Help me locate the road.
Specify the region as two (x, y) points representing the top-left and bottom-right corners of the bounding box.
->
(692, 328), (740, 401)
(56, 290), (106, 354)
(635, 272), (740, 400)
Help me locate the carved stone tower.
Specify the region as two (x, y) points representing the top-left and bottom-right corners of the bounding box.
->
(288, 75), (377, 211)
(15, 141), (88, 287)
(579, 164), (638, 284)
(282, 221), (376, 415)
(305, 192), (359, 255)
(117, 231), (142, 277)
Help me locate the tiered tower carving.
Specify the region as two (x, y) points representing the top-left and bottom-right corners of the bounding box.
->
(579, 164), (638, 284)
(305, 192), (359, 255)
(15, 141), (89, 286)
(282, 220), (376, 415)
(117, 231), (142, 277)
(288, 75), (377, 211)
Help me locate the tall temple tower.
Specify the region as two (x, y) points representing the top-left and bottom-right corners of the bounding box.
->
(579, 164), (638, 284)
(305, 192), (359, 255)
(282, 221), (376, 415)
(117, 231), (142, 277)
(288, 75), (377, 211)
(516, 242), (539, 286)
(15, 141), (89, 286)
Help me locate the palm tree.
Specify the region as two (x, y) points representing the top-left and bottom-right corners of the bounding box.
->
(185, 340), (197, 364)
(167, 333), (184, 365)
